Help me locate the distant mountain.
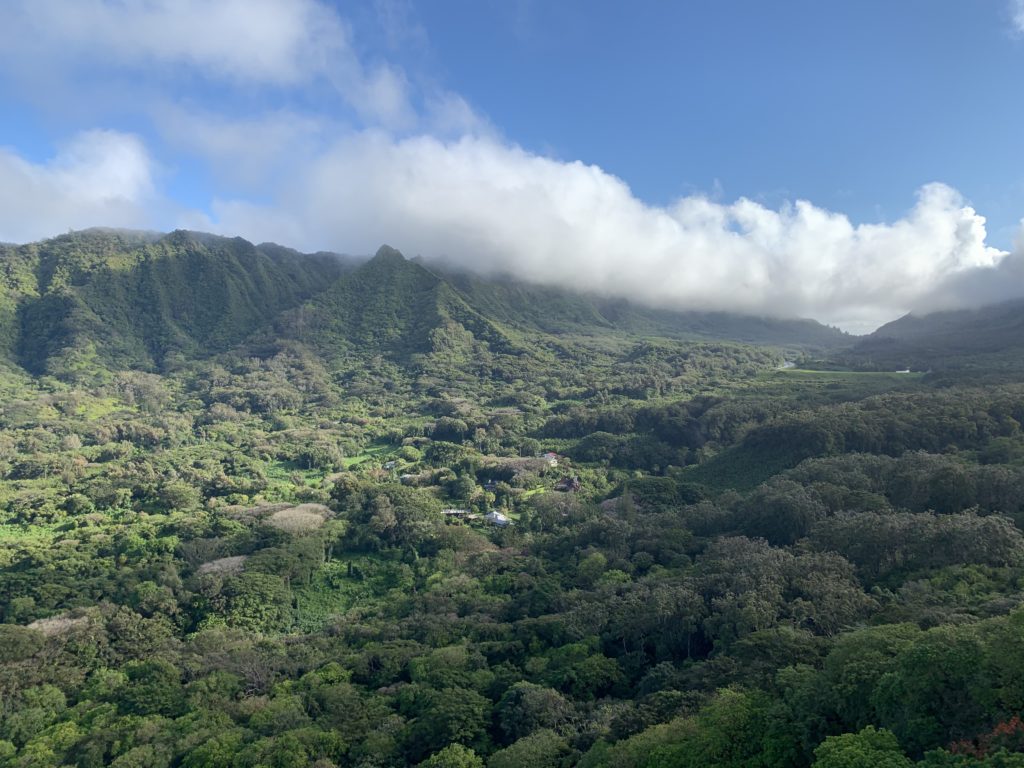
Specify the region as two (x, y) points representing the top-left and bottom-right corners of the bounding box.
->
(594, 301), (851, 349)
(838, 298), (1024, 371)
(0, 230), (852, 380)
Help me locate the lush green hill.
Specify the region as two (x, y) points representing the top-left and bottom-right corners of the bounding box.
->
(1, 229), (348, 378)
(0, 231), (852, 383)
(595, 300), (852, 349)
(838, 298), (1024, 371)
(440, 270), (617, 334)
(276, 247), (848, 401)
(289, 246), (519, 361)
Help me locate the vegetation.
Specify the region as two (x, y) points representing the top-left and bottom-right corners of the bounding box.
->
(1, 229), (1024, 766)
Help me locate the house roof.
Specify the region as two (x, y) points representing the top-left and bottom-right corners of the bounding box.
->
(484, 510), (512, 525)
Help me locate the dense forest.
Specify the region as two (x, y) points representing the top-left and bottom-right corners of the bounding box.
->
(3, 230), (1024, 767)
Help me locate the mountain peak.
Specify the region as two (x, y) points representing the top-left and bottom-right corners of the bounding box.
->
(373, 244), (406, 262)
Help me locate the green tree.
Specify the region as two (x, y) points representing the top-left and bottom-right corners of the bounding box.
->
(409, 687), (491, 760)
(418, 743), (484, 768)
(488, 729), (573, 768)
(812, 727), (912, 768)
(496, 682), (573, 743)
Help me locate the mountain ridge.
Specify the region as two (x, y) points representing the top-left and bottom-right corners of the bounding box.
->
(1, 229), (858, 380)
(1, 229), (349, 377)
(413, 261), (854, 349)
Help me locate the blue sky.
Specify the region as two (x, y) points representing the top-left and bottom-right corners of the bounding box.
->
(410, 1), (1024, 240)
(0, 0), (1023, 330)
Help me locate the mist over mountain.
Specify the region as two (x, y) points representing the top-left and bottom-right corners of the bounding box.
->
(200, 141), (1008, 333)
(911, 249), (1024, 314)
(14, 226), (1024, 387)
(430, 262), (852, 348)
(839, 297), (1024, 372)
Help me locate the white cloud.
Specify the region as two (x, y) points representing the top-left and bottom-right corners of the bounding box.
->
(203, 132), (1006, 331)
(152, 104), (329, 189)
(0, 0), (338, 84)
(0, 130), (157, 243)
(913, 221), (1024, 313)
(0, 0), (414, 127)
(1012, 0), (1024, 32)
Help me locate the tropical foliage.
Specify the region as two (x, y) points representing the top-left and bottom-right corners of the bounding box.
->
(0, 230), (1022, 766)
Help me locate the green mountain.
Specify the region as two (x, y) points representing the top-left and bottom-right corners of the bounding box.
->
(593, 300), (851, 348)
(0, 230), (852, 381)
(0, 229), (348, 377)
(288, 246), (519, 361)
(279, 247), (852, 384)
(838, 298), (1024, 371)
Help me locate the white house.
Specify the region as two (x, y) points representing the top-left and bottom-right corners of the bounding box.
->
(484, 510), (512, 527)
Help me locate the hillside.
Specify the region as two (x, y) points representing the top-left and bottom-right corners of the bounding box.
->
(0, 229), (349, 377)
(439, 268), (851, 350)
(289, 246), (521, 362)
(838, 298), (1024, 371)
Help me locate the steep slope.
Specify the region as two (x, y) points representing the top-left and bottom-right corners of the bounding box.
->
(839, 299), (1024, 371)
(290, 246), (522, 361)
(441, 271), (616, 334)
(6, 229), (348, 377)
(0, 243), (40, 362)
(594, 300), (852, 349)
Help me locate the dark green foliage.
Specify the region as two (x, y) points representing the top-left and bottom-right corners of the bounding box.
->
(419, 743), (485, 767)
(5, 229), (347, 377)
(496, 682), (574, 743)
(812, 727), (913, 768)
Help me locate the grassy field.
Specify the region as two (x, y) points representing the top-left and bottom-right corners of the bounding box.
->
(342, 441), (396, 468)
(738, 367), (928, 405)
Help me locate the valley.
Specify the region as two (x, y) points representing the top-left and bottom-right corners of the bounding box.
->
(1, 230), (1023, 767)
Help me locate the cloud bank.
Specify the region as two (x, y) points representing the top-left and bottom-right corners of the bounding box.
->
(915, 247), (1024, 314)
(0, 0), (1021, 332)
(0, 0), (414, 126)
